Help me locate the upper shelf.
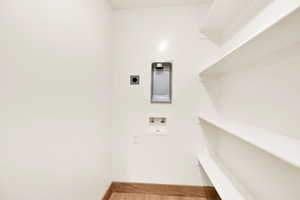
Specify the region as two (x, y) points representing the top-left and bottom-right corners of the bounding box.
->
(200, 0), (273, 45)
(200, 1), (300, 76)
(198, 114), (300, 168)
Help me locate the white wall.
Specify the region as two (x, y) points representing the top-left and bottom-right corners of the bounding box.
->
(111, 5), (219, 185)
(0, 0), (112, 199)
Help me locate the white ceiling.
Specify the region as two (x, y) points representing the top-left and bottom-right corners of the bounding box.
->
(109, 0), (213, 9)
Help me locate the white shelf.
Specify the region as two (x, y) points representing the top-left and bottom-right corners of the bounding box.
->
(200, 1), (300, 76)
(200, 0), (272, 44)
(198, 114), (300, 168)
(198, 153), (253, 200)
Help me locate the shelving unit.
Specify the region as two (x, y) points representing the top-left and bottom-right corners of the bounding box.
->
(197, 2), (300, 200)
(198, 114), (300, 168)
(198, 153), (254, 200)
(200, 3), (300, 76)
(200, 0), (273, 45)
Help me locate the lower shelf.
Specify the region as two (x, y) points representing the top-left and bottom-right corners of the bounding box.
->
(198, 153), (253, 200)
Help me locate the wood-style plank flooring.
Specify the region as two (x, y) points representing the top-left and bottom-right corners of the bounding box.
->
(109, 192), (208, 200)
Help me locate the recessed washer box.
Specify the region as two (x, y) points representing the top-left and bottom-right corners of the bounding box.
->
(151, 62), (172, 104)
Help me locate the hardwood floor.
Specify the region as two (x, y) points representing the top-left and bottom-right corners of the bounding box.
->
(109, 192), (208, 200)
(102, 182), (221, 200)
